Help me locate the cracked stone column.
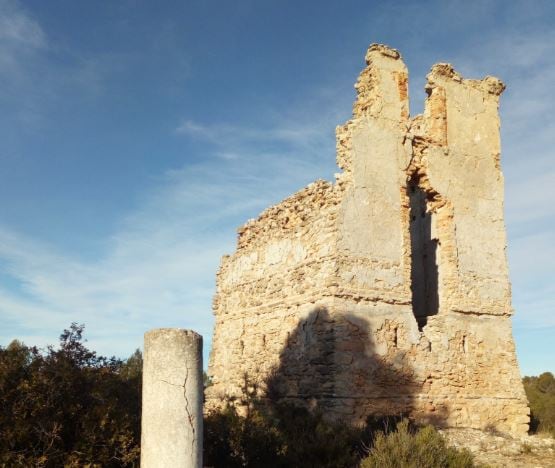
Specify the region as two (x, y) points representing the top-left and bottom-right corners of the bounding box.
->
(141, 328), (203, 468)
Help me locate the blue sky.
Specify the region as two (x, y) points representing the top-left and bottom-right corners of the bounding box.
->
(0, 0), (553, 376)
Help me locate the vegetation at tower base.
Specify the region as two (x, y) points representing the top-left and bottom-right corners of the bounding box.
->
(0, 324), (141, 467)
(523, 372), (555, 437)
(360, 420), (474, 468)
(203, 375), (367, 467)
(1, 327), (552, 466)
(204, 408), (478, 468)
(202, 375), (478, 468)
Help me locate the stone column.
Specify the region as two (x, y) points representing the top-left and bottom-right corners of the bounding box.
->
(141, 329), (203, 468)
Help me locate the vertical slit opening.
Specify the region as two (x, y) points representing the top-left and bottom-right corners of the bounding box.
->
(409, 177), (439, 330)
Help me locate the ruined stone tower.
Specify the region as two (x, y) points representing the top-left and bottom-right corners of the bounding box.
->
(206, 44), (529, 435)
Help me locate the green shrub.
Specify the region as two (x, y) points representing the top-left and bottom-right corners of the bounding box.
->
(204, 403), (283, 467)
(360, 419), (475, 468)
(204, 372), (372, 467)
(204, 401), (364, 467)
(523, 372), (555, 437)
(204, 374), (477, 467)
(0, 324), (141, 467)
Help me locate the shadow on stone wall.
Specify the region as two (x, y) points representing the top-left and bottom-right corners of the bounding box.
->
(264, 307), (447, 428)
(204, 307), (451, 466)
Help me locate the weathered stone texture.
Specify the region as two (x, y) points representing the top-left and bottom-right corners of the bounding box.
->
(141, 329), (203, 468)
(207, 44), (529, 435)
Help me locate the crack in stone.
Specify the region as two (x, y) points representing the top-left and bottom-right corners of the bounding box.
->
(160, 368), (197, 466)
(183, 365), (196, 465)
(160, 379), (182, 387)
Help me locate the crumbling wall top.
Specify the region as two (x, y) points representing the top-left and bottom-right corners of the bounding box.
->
(365, 43), (402, 62)
(427, 63), (505, 96)
(353, 43), (409, 122)
(236, 179), (338, 251)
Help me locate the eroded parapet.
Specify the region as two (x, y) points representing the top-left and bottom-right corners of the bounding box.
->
(336, 44), (412, 304)
(415, 63), (510, 316)
(354, 44), (409, 123)
(215, 180), (341, 311)
(420, 62), (505, 154)
(236, 180), (338, 251)
(337, 44), (410, 175)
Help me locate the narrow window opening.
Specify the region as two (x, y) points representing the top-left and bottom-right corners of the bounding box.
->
(393, 327), (398, 348)
(409, 178), (439, 330)
(462, 335), (468, 354)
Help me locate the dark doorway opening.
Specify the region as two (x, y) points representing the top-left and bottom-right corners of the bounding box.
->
(408, 178), (439, 330)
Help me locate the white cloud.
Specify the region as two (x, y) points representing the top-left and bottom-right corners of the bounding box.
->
(175, 118), (334, 153)
(0, 0), (107, 126)
(0, 0), (48, 116)
(0, 95), (345, 357)
(0, 0), (191, 127)
(0, 0), (45, 50)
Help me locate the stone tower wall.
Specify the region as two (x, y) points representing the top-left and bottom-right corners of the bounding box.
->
(207, 44), (529, 435)
(208, 180), (342, 398)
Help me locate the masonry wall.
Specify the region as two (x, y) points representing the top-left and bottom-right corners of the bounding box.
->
(206, 44), (529, 435)
(208, 181), (342, 400)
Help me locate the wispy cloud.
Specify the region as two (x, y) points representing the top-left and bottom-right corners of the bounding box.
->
(0, 84), (348, 357)
(0, 1), (345, 349)
(175, 117), (337, 153)
(0, 0), (104, 126)
(0, 0), (45, 51)
(0, 0), (191, 128)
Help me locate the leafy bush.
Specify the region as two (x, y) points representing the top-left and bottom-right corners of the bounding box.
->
(204, 400), (364, 467)
(205, 403), (477, 468)
(0, 324), (141, 467)
(204, 376), (476, 467)
(204, 375), (368, 467)
(204, 403), (283, 467)
(360, 419), (475, 468)
(523, 372), (555, 436)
